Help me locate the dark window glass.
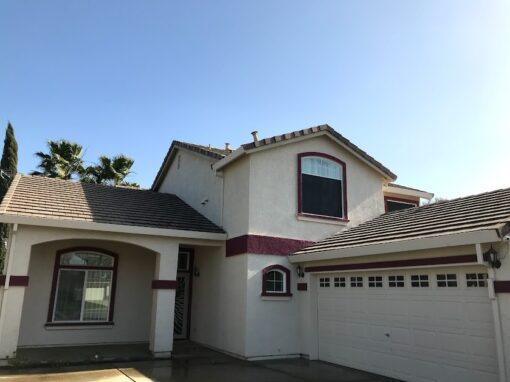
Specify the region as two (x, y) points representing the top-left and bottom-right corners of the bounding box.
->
(386, 200), (417, 212)
(302, 174), (343, 217)
(54, 270), (85, 321)
(265, 271), (284, 292)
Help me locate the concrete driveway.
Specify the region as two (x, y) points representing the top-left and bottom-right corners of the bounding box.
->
(0, 344), (399, 382)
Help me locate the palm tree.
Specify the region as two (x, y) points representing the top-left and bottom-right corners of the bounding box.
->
(32, 140), (84, 180)
(81, 155), (138, 187)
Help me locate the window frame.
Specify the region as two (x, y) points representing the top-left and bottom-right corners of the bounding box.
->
(384, 196), (418, 213)
(297, 152), (348, 222)
(261, 264), (292, 297)
(47, 247), (118, 326)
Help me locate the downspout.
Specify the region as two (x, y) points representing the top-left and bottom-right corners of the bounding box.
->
(475, 243), (507, 382)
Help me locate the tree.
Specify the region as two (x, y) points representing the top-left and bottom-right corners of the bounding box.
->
(31, 140), (84, 180)
(0, 122), (18, 272)
(81, 155), (139, 187)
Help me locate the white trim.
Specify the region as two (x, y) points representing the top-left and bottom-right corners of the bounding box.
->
(289, 229), (501, 263)
(383, 184), (434, 200)
(0, 214), (227, 241)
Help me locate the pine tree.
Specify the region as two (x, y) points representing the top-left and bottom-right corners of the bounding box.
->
(0, 122), (18, 272)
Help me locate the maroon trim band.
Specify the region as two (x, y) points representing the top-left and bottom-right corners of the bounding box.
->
(297, 283), (308, 291)
(226, 235), (314, 257)
(152, 280), (178, 289)
(495, 281), (510, 293)
(0, 275), (29, 287)
(304, 254), (478, 273)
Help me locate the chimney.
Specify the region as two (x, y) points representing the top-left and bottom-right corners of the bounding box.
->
(225, 143), (231, 151)
(251, 131), (259, 142)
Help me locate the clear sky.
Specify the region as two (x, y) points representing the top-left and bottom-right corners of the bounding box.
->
(1, 1), (509, 198)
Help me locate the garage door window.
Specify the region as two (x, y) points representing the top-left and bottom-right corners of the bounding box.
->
(334, 277), (346, 287)
(466, 273), (488, 287)
(350, 276), (363, 287)
(437, 274), (457, 287)
(319, 277), (331, 287)
(388, 275), (405, 287)
(368, 276), (383, 287)
(411, 274), (429, 287)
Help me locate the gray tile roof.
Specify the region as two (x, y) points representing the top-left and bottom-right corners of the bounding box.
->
(242, 124), (396, 180)
(294, 187), (510, 255)
(0, 174), (225, 234)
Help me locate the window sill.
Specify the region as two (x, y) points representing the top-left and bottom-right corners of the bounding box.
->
(261, 292), (292, 298)
(45, 322), (114, 330)
(297, 213), (349, 225)
(261, 295), (292, 301)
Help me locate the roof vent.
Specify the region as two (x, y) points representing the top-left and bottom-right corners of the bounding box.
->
(225, 143), (231, 151)
(251, 131), (259, 142)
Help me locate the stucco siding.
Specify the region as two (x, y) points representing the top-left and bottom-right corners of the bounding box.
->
(158, 148), (223, 227)
(244, 254), (300, 358)
(18, 239), (156, 347)
(247, 135), (385, 242)
(222, 156), (250, 239)
(190, 246), (247, 356)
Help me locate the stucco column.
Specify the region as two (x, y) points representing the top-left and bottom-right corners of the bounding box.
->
(0, 225), (31, 361)
(149, 241), (179, 357)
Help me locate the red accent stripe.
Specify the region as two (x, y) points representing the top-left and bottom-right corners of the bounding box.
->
(495, 281), (510, 293)
(304, 254), (478, 273)
(226, 235), (314, 257)
(0, 275), (29, 287)
(297, 283), (308, 291)
(152, 280), (178, 289)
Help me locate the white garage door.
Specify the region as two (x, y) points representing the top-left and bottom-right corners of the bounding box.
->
(317, 266), (498, 382)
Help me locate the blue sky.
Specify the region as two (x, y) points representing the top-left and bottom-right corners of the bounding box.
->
(1, 1), (509, 198)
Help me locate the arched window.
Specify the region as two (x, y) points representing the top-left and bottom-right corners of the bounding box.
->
(298, 153), (347, 220)
(261, 265), (292, 297)
(48, 248), (118, 325)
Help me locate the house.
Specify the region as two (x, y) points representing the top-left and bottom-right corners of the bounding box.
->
(0, 124), (508, 382)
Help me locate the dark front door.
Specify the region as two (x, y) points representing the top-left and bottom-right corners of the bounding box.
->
(174, 249), (193, 339)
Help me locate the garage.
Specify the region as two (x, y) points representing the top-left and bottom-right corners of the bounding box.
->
(316, 266), (499, 382)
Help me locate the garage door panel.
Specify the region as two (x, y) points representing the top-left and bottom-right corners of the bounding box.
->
(317, 266), (498, 382)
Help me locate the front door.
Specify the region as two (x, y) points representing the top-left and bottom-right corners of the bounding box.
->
(174, 249), (193, 339)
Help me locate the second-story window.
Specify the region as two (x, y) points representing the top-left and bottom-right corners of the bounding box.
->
(298, 153), (346, 219)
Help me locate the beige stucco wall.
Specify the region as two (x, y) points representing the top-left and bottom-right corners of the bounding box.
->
(158, 148), (224, 227)
(190, 246), (247, 356)
(18, 239), (156, 347)
(221, 156), (250, 238)
(247, 135), (386, 242)
(493, 241), (510, 379)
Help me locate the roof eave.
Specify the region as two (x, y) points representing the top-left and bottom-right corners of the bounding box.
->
(383, 185), (434, 200)
(0, 214), (227, 242)
(212, 147), (247, 171)
(288, 228), (501, 264)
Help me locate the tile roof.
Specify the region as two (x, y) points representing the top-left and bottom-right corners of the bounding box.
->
(241, 124), (396, 180)
(152, 141), (231, 190)
(294, 187), (510, 255)
(0, 174), (225, 234)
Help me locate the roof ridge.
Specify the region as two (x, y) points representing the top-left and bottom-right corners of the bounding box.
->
(20, 174), (178, 197)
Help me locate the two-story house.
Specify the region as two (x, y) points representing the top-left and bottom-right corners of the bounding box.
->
(0, 125), (508, 382)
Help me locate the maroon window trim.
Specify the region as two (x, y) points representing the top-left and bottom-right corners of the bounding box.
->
(297, 152), (348, 221)
(384, 196), (418, 213)
(261, 264), (292, 297)
(47, 247), (119, 325)
(304, 254), (478, 273)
